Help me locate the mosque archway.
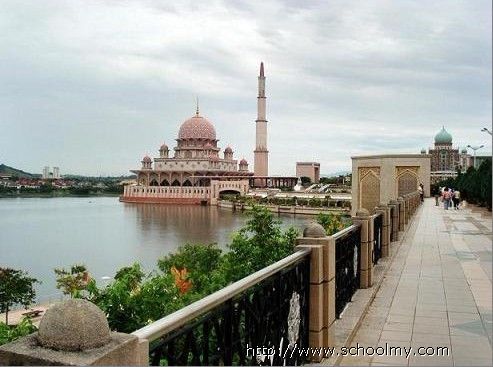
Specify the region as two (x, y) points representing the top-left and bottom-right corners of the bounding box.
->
(149, 179), (159, 186)
(171, 179), (181, 186)
(160, 179), (170, 186)
(182, 179), (192, 187)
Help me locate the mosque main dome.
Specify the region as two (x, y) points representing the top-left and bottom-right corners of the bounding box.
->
(434, 126), (452, 144)
(178, 114), (216, 140)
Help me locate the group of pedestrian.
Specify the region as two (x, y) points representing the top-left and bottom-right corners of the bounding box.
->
(441, 187), (460, 210)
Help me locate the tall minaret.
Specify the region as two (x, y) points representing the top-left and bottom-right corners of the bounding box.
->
(254, 62), (269, 177)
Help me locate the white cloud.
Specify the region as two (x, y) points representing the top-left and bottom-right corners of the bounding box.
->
(0, 0), (491, 175)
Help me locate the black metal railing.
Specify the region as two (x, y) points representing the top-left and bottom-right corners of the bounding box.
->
(373, 213), (383, 265)
(133, 251), (311, 366)
(389, 205), (396, 242)
(334, 225), (361, 318)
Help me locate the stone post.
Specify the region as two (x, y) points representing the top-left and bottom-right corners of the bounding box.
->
(397, 197), (405, 231)
(0, 299), (141, 366)
(296, 223), (334, 362)
(352, 209), (373, 288)
(388, 200), (399, 242)
(376, 204), (390, 258)
(403, 195), (410, 224)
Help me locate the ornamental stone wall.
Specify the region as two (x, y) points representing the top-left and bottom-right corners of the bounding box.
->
(351, 154), (431, 215)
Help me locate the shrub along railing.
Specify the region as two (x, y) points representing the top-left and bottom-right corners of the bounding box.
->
(333, 225), (362, 318)
(372, 213), (383, 265)
(132, 249), (311, 366)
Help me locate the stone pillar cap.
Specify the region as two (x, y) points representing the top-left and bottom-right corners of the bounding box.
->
(389, 200), (399, 205)
(397, 197), (404, 201)
(38, 299), (111, 351)
(303, 222), (326, 238)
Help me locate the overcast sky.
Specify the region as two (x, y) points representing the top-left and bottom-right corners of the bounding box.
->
(0, 0), (491, 176)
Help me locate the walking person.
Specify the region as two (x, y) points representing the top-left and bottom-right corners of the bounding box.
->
(418, 183), (424, 202)
(453, 189), (460, 210)
(442, 188), (451, 210)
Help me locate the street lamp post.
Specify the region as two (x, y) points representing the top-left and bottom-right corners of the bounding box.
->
(467, 144), (484, 168)
(481, 127), (492, 136)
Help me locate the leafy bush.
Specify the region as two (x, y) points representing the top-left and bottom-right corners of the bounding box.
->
(316, 212), (346, 235)
(0, 318), (37, 346)
(224, 206), (298, 281)
(158, 243), (225, 295)
(54, 264), (91, 298)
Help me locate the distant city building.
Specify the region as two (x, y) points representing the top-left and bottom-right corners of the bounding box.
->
(296, 162), (320, 183)
(42, 166), (61, 180)
(422, 126), (472, 184)
(53, 167), (60, 179)
(42, 166), (50, 179)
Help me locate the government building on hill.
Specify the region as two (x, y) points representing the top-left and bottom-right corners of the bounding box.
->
(422, 126), (472, 184)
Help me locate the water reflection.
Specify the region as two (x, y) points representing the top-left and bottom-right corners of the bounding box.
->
(0, 197), (312, 303)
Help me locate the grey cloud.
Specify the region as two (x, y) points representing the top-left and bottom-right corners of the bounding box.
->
(0, 0), (490, 176)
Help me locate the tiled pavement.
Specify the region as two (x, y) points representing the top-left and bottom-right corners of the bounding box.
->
(339, 199), (492, 366)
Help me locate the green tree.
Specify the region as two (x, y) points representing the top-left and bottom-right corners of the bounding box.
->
(300, 176), (312, 186)
(224, 206), (298, 281)
(0, 268), (39, 324)
(54, 264), (91, 298)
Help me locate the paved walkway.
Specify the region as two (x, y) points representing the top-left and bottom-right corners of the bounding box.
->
(340, 199), (492, 366)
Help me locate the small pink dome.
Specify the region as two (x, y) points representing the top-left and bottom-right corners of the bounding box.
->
(142, 155), (152, 163)
(224, 146), (233, 153)
(160, 143), (168, 150)
(240, 158), (248, 165)
(178, 114), (216, 140)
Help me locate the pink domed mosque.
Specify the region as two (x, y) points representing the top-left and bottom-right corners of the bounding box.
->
(121, 63), (295, 205)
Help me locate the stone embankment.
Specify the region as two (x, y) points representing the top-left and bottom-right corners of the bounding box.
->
(217, 200), (350, 216)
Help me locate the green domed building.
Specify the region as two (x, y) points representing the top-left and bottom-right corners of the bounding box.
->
(434, 126), (453, 145)
(427, 126), (471, 184)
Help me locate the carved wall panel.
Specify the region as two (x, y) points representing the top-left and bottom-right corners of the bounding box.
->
(396, 167), (418, 197)
(359, 167), (380, 213)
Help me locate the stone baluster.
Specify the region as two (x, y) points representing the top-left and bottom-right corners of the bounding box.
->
(388, 200), (400, 242)
(296, 223), (335, 362)
(397, 197), (405, 231)
(376, 204), (390, 258)
(352, 209), (373, 288)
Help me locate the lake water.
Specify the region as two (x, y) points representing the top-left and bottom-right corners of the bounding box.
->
(0, 197), (313, 303)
